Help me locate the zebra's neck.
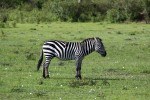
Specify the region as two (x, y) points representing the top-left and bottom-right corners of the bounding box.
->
(82, 40), (95, 56)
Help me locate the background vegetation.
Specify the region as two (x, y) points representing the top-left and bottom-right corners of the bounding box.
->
(0, 0), (150, 24)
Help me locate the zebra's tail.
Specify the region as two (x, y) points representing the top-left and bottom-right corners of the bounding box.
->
(37, 50), (43, 71)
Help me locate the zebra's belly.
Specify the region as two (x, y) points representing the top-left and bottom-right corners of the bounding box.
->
(58, 55), (75, 60)
(55, 50), (76, 60)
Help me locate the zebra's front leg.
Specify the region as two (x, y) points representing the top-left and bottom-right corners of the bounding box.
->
(75, 58), (83, 80)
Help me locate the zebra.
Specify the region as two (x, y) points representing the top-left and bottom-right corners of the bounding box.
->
(37, 37), (107, 79)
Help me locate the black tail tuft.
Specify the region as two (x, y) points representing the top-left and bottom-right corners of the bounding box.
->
(37, 50), (43, 71)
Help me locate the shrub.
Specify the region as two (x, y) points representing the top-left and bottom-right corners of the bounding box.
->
(78, 13), (90, 22)
(0, 0), (149, 23)
(12, 21), (17, 27)
(106, 8), (127, 23)
(0, 22), (5, 28)
(127, 0), (144, 21)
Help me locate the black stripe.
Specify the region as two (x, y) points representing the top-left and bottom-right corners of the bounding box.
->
(43, 47), (55, 53)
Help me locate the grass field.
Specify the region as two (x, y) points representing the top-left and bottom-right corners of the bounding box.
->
(0, 22), (150, 100)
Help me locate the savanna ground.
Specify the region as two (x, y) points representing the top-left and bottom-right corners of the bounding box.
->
(0, 22), (150, 100)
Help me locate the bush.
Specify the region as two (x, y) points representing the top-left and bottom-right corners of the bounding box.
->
(1, 0), (149, 23)
(0, 22), (5, 28)
(106, 8), (127, 23)
(127, 0), (144, 21)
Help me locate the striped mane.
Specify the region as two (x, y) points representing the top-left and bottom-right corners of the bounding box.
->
(81, 38), (95, 43)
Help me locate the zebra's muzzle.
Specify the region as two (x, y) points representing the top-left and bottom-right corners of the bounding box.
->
(101, 51), (107, 57)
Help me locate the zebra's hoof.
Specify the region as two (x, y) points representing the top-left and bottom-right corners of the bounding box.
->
(45, 75), (50, 79)
(43, 75), (46, 79)
(43, 75), (50, 79)
(75, 75), (82, 80)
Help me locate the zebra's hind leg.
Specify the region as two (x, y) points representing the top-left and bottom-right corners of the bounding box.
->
(45, 65), (50, 78)
(43, 60), (50, 79)
(42, 63), (46, 78)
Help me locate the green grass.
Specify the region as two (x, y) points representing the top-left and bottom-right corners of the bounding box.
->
(0, 22), (150, 100)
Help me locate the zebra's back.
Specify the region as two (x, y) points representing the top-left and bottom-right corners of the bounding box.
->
(42, 40), (82, 60)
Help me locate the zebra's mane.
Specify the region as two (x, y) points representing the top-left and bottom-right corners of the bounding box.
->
(81, 38), (95, 43)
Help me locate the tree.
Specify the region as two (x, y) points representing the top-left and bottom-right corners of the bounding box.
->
(143, 0), (150, 23)
(78, 0), (83, 4)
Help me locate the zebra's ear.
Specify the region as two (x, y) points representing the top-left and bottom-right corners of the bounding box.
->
(95, 37), (102, 41)
(94, 37), (97, 42)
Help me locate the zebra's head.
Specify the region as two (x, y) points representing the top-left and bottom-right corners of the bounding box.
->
(94, 37), (107, 57)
